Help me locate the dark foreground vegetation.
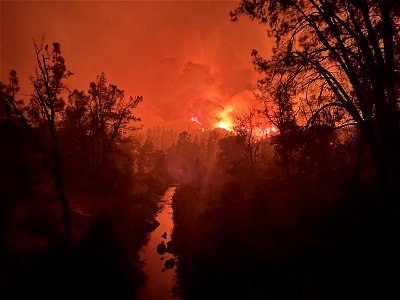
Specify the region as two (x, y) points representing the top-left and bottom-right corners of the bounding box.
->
(170, 132), (400, 299)
(168, 1), (400, 299)
(0, 42), (171, 299)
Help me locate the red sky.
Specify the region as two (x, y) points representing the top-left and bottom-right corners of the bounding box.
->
(1, 0), (271, 129)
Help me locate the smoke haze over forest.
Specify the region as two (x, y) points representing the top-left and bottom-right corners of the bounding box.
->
(1, 0), (270, 129)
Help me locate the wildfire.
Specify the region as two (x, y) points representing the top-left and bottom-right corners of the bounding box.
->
(190, 116), (201, 125)
(216, 120), (234, 132)
(190, 105), (278, 136)
(258, 125), (278, 136)
(214, 105), (234, 132)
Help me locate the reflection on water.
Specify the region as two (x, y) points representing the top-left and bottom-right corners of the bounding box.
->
(137, 186), (178, 300)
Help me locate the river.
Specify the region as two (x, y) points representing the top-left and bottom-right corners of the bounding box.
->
(137, 186), (178, 300)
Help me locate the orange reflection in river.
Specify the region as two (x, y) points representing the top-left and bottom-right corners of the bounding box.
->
(137, 186), (178, 300)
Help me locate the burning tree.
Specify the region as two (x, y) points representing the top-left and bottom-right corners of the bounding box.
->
(231, 0), (400, 194)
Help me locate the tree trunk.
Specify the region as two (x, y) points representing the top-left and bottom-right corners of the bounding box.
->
(352, 137), (366, 187)
(50, 125), (72, 243)
(55, 176), (72, 243)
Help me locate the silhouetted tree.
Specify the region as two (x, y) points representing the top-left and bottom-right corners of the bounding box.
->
(65, 73), (142, 177)
(232, 0), (400, 194)
(2, 41), (73, 241)
(30, 42), (73, 241)
(234, 108), (263, 170)
(255, 83), (301, 176)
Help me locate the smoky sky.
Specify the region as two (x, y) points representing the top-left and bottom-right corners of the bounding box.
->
(1, 0), (271, 129)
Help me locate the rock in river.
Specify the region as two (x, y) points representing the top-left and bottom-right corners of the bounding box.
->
(156, 241), (167, 255)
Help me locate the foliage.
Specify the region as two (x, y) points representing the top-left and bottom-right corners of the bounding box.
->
(232, 0), (400, 190)
(65, 73), (142, 176)
(234, 108), (263, 170)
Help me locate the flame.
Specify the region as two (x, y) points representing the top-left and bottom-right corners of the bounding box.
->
(216, 120), (233, 132)
(214, 106), (234, 132)
(190, 105), (279, 136)
(190, 116), (201, 125)
(257, 125), (279, 137)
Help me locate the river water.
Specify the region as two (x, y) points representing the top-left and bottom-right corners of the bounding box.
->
(137, 186), (178, 300)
